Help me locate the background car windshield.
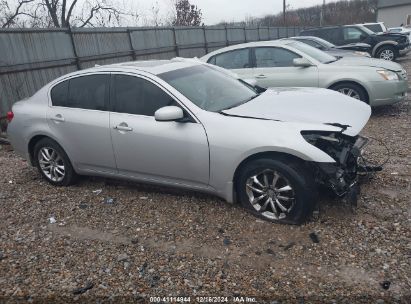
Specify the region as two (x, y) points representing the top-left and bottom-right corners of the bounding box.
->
(357, 25), (375, 35)
(289, 42), (336, 63)
(159, 65), (257, 112)
(313, 37), (335, 48)
(364, 24), (383, 33)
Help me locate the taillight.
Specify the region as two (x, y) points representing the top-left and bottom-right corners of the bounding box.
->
(7, 111), (14, 122)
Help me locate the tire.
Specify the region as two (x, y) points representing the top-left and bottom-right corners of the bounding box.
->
(376, 45), (397, 61)
(33, 138), (77, 186)
(236, 158), (316, 225)
(330, 82), (368, 103)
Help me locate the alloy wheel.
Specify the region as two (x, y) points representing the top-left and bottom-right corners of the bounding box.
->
(338, 88), (361, 100)
(379, 49), (394, 61)
(38, 147), (65, 182)
(245, 169), (295, 220)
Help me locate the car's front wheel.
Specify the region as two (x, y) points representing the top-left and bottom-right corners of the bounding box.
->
(376, 45), (396, 61)
(330, 82), (368, 103)
(34, 138), (77, 186)
(237, 158), (316, 225)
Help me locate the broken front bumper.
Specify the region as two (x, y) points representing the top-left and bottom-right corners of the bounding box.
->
(316, 136), (370, 198)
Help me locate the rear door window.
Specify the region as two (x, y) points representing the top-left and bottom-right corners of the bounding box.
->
(315, 28), (339, 44)
(211, 48), (251, 69)
(51, 74), (109, 111)
(51, 80), (69, 107)
(111, 75), (177, 116)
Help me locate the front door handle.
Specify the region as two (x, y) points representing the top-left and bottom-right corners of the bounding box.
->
(114, 123), (133, 132)
(255, 74), (267, 79)
(51, 114), (65, 123)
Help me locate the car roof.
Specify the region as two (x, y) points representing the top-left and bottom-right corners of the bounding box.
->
(302, 24), (366, 31)
(49, 57), (242, 87)
(202, 40), (294, 58)
(65, 58), (204, 77)
(288, 36), (319, 40)
(360, 22), (384, 25)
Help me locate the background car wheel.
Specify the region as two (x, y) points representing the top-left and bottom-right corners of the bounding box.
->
(237, 158), (316, 225)
(34, 138), (77, 186)
(376, 46), (396, 61)
(330, 82), (368, 103)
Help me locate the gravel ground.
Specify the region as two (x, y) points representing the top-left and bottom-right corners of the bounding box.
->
(0, 57), (410, 304)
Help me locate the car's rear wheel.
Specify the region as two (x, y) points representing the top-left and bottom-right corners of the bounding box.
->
(237, 158), (316, 225)
(376, 46), (396, 61)
(34, 138), (77, 186)
(330, 82), (368, 103)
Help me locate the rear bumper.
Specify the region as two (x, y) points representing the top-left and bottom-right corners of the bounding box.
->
(368, 80), (408, 107)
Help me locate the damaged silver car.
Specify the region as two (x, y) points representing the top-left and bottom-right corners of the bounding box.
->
(7, 59), (373, 224)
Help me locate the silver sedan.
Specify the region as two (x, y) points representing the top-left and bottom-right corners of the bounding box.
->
(201, 40), (408, 106)
(8, 59), (371, 224)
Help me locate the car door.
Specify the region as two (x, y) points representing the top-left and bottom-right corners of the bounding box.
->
(251, 47), (319, 88)
(109, 73), (210, 188)
(207, 48), (254, 80)
(47, 74), (117, 173)
(342, 27), (368, 44)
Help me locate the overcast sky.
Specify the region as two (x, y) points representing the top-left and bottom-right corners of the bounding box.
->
(138, 0), (327, 25)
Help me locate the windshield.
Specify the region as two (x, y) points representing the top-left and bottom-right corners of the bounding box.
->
(312, 37), (335, 48)
(288, 42), (337, 63)
(159, 65), (258, 112)
(357, 25), (376, 35)
(364, 24), (383, 33)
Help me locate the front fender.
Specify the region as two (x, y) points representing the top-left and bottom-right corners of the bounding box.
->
(372, 41), (399, 56)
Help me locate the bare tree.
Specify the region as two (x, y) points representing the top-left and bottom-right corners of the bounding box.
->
(171, 0), (202, 26)
(219, 0), (378, 27)
(141, 1), (167, 27)
(0, 0), (136, 28)
(1, 0), (36, 28)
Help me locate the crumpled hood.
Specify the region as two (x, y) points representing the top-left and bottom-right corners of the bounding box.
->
(222, 88), (371, 137)
(330, 57), (403, 71)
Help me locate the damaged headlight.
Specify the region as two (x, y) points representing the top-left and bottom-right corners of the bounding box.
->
(302, 131), (368, 165)
(301, 131), (341, 145)
(301, 131), (358, 164)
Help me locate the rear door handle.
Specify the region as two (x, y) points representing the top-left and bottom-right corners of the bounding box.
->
(114, 124), (133, 132)
(255, 74), (267, 79)
(51, 114), (65, 122)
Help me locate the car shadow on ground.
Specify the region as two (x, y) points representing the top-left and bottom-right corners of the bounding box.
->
(371, 101), (410, 117)
(77, 170), (360, 222)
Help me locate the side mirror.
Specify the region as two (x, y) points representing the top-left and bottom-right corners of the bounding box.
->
(154, 106), (184, 122)
(293, 58), (313, 67)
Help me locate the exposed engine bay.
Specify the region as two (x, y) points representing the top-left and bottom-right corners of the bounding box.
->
(302, 131), (383, 205)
